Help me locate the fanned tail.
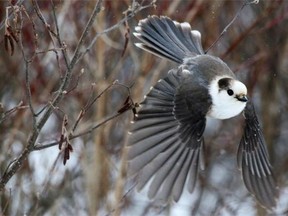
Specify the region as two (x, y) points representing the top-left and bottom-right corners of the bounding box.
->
(134, 15), (205, 64)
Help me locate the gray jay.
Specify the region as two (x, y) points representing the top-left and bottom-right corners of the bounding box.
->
(126, 15), (278, 209)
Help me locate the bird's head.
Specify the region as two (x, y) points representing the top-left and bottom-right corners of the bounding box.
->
(208, 77), (248, 119)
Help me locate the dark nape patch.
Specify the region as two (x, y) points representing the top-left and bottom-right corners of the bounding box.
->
(218, 77), (232, 89)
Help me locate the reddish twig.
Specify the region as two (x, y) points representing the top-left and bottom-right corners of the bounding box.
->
(33, 81), (138, 152)
(0, 101), (28, 125)
(205, 0), (259, 54)
(0, 0), (104, 191)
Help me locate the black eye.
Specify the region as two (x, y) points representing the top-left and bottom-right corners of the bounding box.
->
(227, 89), (234, 96)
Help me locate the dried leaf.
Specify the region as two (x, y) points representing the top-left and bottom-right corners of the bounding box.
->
(68, 144), (73, 152)
(4, 34), (14, 56)
(8, 36), (14, 56)
(7, 26), (19, 43)
(4, 35), (9, 53)
(117, 96), (132, 113)
(59, 134), (64, 150)
(63, 147), (69, 165)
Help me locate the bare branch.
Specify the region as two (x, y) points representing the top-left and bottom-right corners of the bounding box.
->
(80, 0), (156, 60)
(71, 80), (116, 133)
(31, 0), (62, 72)
(33, 111), (129, 151)
(0, 0), (104, 191)
(33, 79), (137, 152)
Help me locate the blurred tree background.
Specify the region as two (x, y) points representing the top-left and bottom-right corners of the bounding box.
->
(0, 0), (287, 215)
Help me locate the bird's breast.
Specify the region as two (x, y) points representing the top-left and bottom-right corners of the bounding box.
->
(207, 101), (247, 119)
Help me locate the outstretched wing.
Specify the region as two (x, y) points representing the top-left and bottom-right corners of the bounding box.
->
(127, 68), (211, 202)
(237, 101), (278, 208)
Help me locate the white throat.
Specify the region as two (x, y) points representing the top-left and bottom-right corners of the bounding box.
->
(208, 77), (247, 119)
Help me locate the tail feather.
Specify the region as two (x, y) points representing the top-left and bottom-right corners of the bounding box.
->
(134, 15), (204, 63)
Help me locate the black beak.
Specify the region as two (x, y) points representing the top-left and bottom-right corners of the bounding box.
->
(236, 94), (248, 102)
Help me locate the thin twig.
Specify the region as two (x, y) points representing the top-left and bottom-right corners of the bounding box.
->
(105, 182), (137, 216)
(33, 79), (136, 151)
(24, 61), (37, 123)
(21, 5), (39, 60)
(80, 0), (156, 60)
(71, 80), (117, 133)
(0, 0), (25, 30)
(33, 111), (128, 151)
(0, 102), (28, 125)
(86, 80), (118, 112)
(75, 111), (124, 138)
(70, 0), (104, 66)
(32, 0), (61, 73)
(205, 0), (259, 53)
(35, 47), (65, 55)
(0, 0), (104, 191)
(50, 0), (71, 68)
(220, 1), (277, 59)
(17, 4), (39, 125)
(32, 0), (58, 38)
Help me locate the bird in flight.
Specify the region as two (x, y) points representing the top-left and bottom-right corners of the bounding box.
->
(126, 15), (278, 209)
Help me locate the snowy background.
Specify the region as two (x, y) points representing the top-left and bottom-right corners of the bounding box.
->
(1, 0), (288, 215)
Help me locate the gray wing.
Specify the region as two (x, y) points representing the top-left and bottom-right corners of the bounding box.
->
(237, 101), (278, 208)
(127, 68), (211, 202)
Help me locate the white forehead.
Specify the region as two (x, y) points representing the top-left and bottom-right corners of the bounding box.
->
(231, 80), (247, 94)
